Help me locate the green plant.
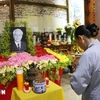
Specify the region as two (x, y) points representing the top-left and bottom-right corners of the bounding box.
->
(0, 21), (35, 58)
(37, 60), (69, 81)
(47, 61), (64, 81)
(0, 70), (16, 85)
(64, 24), (75, 44)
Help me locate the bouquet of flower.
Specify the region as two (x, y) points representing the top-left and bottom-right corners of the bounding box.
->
(36, 55), (62, 81)
(64, 23), (75, 36)
(44, 48), (72, 67)
(0, 51), (65, 85)
(73, 19), (81, 28)
(56, 27), (63, 35)
(0, 52), (34, 85)
(36, 54), (58, 71)
(64, 23), (75, 44)
(43, 48), (73, 81)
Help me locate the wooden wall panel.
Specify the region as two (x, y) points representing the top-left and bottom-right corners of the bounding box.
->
(95, 0), (100, 40)
(85, 0), (95, 24)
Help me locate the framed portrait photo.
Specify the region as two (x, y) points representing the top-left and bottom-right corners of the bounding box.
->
(10, 27), (27, 52)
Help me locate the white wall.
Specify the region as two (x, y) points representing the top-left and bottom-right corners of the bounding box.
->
(16, 15), (67, 32)
(0, 22), (4, 34)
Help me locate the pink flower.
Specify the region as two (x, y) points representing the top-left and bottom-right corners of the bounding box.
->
(0, 61), (6, 68)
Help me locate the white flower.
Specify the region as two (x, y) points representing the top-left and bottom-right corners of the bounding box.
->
(28, 60), (33, 65)
(0, 65), (6, 74)
(24, 65), (30, 70)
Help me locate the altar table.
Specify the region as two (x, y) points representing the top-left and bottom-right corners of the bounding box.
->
(11, 81), (64, 100)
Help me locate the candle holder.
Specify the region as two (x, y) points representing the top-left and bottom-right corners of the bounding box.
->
(23, 82), (31, 93)
(45, 77), (50, 87)
(16, 67), (24, 91)
(24, 82), (29, 90)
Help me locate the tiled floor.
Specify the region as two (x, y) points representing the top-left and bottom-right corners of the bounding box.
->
(61, 73), (81, 100)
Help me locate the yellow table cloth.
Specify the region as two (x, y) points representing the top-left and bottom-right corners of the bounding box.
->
(11, 81), (64, 100)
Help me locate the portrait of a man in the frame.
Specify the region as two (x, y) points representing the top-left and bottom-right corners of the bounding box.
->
(10, 27), (27, 52)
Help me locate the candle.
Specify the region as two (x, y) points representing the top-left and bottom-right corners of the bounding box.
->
(33, 35), (36, 45)
(59, 35), (61, 41)
(54, 33), (57, 41)
(16, 68), (24, 91)
(49, 34), (52, 41)
(47, 40), (51, 46)
(24, 82), (29, 90)
(45, 77), (49, 86)
(37, 37), (40, 42)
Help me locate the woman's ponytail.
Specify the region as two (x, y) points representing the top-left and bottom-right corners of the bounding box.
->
(86, 23), (99, 37)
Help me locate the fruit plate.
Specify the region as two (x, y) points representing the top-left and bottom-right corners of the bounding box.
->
(75, 53), (82, 56)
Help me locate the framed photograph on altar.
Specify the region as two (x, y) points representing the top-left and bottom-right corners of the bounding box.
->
(10, 27), (27, 52)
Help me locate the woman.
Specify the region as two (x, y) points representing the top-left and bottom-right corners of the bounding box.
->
(70, 24), (100, 100)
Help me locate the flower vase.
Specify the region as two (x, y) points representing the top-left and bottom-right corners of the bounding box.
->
(67, 35), (71, 44)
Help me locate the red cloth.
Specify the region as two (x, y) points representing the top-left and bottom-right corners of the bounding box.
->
(35, 46), (48, 57)
(54, 68), (64, 86)
(0, 54), (8, 62)
(0, 79), (17, 100)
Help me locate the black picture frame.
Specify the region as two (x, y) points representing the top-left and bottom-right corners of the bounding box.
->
(10, 27), (27, 52)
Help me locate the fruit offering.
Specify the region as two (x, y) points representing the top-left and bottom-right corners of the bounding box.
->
(47, 40), (51, 46)
(73, 44), (84, 54)
(51, 40), (60, 45)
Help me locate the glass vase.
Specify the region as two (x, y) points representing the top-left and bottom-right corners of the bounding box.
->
(67, 35), (71, 44)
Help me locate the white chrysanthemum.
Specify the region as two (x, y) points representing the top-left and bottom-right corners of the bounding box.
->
(14, 64), (18, 68)
(0, 66), (6, 74)
(28, 60), (33, 65)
